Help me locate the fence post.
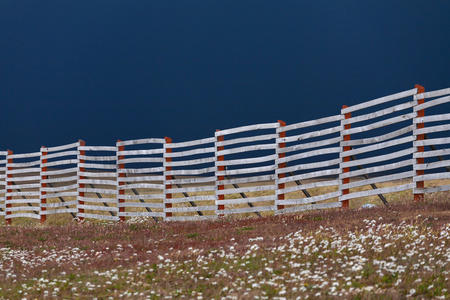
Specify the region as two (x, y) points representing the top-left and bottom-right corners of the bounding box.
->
(77, 140), (86, 223)
(341, 105), (351, 209)
(216, 130), (225, 217)
(164, 137), (173, 220)
(276, 120), (286, 212)
(5, 150), (13, 225)
(414, 84), (426, 201)
(117, 140), (126, 222)
(40, 147), (47, 224)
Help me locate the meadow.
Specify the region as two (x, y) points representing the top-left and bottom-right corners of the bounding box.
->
(0, 190), (450, 299)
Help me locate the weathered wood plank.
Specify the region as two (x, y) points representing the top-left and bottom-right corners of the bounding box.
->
(169, 195), (216, 203)
(42, 176), (78, 184)
(78, 146), (117, 152)
(414, 138), (450, 147)
(342, 112), (415, 136)
(216, 123), (279, 136)
(280, 115), (342, 133)
(79, 188), (117, 195)
(117, 149), (164, 156)
(216, 134), (277, 147)
(216, 154), (277, 167)
(414, 172), (450, 182)
(118, 183), (164, 190)
(6, 213), (40, 219)
(280, 191), (341, 205)
(276, 201), (341, 214)
(43, 142), (80, 153)
(117, 157), (164, 164)
(218, 184), (276, 195)
(45, 150), (78, 160)
(9, 152), (41, 159)
(342, 88), (417, 114)
(40, 191), (78, 199)
(118, 167), (165, 174)
(279, 180), (339, 194)
(414, 95), (450, 111)
(216, 144), (276, 156)
(79, 155), (116, 162)
(340, 183), (414, 201)
(414, 185), (450, 194)
(414, 148), (450, 159)
(41, 184), (78, 192)
(341, 136), (414, 158)
(118, 211), (165, 217)
(78, 197), (117, 204)
(121, 194), (164, 200)
(167, 176), (216, 185)
(117, 138), (165, 146)
(77, 213), (119, 221)
(278, 147), (340, 164)
(217, 195), (276, 205)
(280, 137), (341, 154)
(340, 158), (414, 179)
(414, 124), (450, 136)
(41, 167), (78, 176)
(7, 199), (40, 204)
(216, 165), (275, 176)
(168, 185), (216, 194)
(278, 169), (340, 184)
(42, 200), (78, 208)
(279, 158), (340, 174)
(165, 147), (215, 158)
(6, 191), (40, 197)
(165, 205), (216, 213)
(279, 125), (342, 144)
(219, 205), (276, 215)
(10, 161), (41, 168)
(341, 125), (413, 146)
(165, 157), (215, 167)
(79, 163), (117, 170)
(415, 87), (450, 100)
(8, 183), (40, 190)
(79, 179), (117, 186)
(41, 208), (78, 215)
(167, 137), (216, 148)
(118, 175), (164, 182)
(78, 171), (117, 178)
(341, 148), (414, 169)
(414, 113), (450, 124)
(78, 204), (119, 212)
(341, 171), (414, 190)
(166, 167), (216, 176)
(42, 159), (78, 168)
(217, 174), (276, 185)
(414, 160), (450, 171)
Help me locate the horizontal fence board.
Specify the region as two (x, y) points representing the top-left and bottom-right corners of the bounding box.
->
(165, 205), (216, 213)
(79, 188), (117, 195)
(79, 155), (116, 162)
(118, 202), (164, 208)
(6, 213), (40, 219)
(278, 169), (340, 184)
(169, 195), (216, 203)
(120, 194), (164, 200)
(168, 137), (216, 148)
(41, 184), (78, 192)
(166, 167), (216, 176)
(10, 161), (41, 168)
(342, 112), (415, 136)
(216, 154), (277, 167)
(342, 88), (417, 114)
(40, 191), (78, 199)
(219, 205), (276, 215)
(414, 148), (450, 159)
(216, 123), (279, 136)
(340, 158), (414, 179)
(216, 144), (276, 156)
(167, 176), (216, 185)
(78, 204), (118, 212)
(165, 157), (215, 167)
(216, 165), (275, 176)
(414, 113), (450, 124)
(169, 185), (216, 194)
(280, 115), (342, 133)
(279, 158), (341, 174)
(118, 175), (164, 183)
(42, 200), (78, 208)
(118, 157), (164, 164)
(414, 124), (450, 135)
(343, 100), (416, 126)
(218, 184), (277, 195)
(280, 136), (342, 154)
(44, 150), (78, 160)
(9, 152), (41, 159)
(166, 215), (218, 221)
(79, 197), (117, 204)
(118, 167), (165, 174)
(165, 147), (215, 158)
(278, 147), (340, 164)
(43, 142), (79, 153)
(8, 206), (39, 212)
(117, 149), (164, 156)
(77, 213), (119, 221)
(6, 191), (40, 197)
(217, 195), (276, 205)
(7, 199), (40, 204)
(118, 211), (165, 217)
(414, 160), (450, 171)
(79, 146), (117, 152)
(341, 171), (414, 190)
(341, 148), (414, 169)
(414, 138), (450, 147)
(41, 208), (78, 215)
(415, 185), (450, 194)
(279, 180), (339, 194)
(340, 183), (414, 201)
(342, 125), (413, 146)
(276, 201), (342, 215)
(118, 183), (164, 190)
(218, 174), (276, 186)
(79, 171), (117, 178)
(341, 136), (414, 158)
(414, 172), (450, 182)
(415, 95), (450, 111)
(416, 87), (450, 100)
(280, 125), (342, 144)
(79, 179), (117, 186)
(280, 191), (341, 205)
(216, 134), (277, 147)
(42, 176), (78, 184)
(9, 183), (40, 189)
(6, 168), (40, 175)
(41, 167), (78, 176)
(117, 138), (165, 146)
(79, 163), (117, 170)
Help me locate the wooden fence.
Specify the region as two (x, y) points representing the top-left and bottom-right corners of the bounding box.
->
(1, 85), (450, 224)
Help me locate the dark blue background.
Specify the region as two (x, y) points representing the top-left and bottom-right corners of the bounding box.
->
(1, 1), (449, 153)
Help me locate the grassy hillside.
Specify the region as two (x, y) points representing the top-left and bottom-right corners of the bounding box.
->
(0, 196), (449, 299)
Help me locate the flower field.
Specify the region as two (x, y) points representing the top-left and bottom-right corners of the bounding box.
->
(1, 197), (450, 299)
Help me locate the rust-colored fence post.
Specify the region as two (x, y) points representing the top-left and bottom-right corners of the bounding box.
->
(40, 147), (47, 224)
(216, 130), (225, 217)
(414, 84), (426, 201)
(277, 120), (286, 212)
(77, 140), (86, 223)
(164, 137), (173, 220)
(117, 140), (126, 222)
(5, 150), (13, 225)
(341, 106), (351, 209)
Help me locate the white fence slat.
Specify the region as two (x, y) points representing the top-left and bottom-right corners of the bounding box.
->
(6, 168), (40, 175)
(416, 87), (450, 100)
(118, 211), (165, 217)
(168, 185), (216, 194)
(216, 165), (275, 176)
(117, 157), (164, 164)
(7, 199), (40, 204)
(218, 184), (276, 195)
(79, 188), (118, 195)
(8, 206), (39, 212)
(77, 213), (119, 221)
(414, 113), (450, 124)
(414, 148), (450, 159)
(281, 191), (341, 205)
(78, 197), (117, 204)
(342, 100), (417, 126)
(79, 163), (117, 170)
(217, 174), (276, 186)
(414, 172), (450, 182)
(216, 123), (279, 136)
(280, 125), (342, 144)
(341, 148), (414, 169)
(415, 185), (450, 194)
(414, 160), (450, 171)
(278, 147), (340, 164)
(78, 171), (117, 178)
(168, 196), (216, 204)
(340, 158), (414, 179)
(167, 216), (218, 222)
(165, 157), (215, 167)
(165, 166), (216, 176)
(40, 191), (78, 199)
(42, 159), (78, 168)
(280, 136), (342, 154)
(78, 146), (117, 152)
(8, 183), (40, 189)
(165, 147), (215, 158)
(280, 115), (342, 133)
(342, 125), (413, 146)
(9, 152), (41, 159)
(44, 150), (78, 160)
(118, 175), (164, 183)
(219, 205), (276, 215)
(279, 180), (339, 194)
(118, 167), (165, 174)
(342, 112), (415, 136)
(167, 176), (216, 185)
(414, 138), (450, 147)
(79, 155), (116, 162)
(7, 191), (40, 197)
(167, 137), (216, 148)
(78, 204), (118, 212)
(276, 201), (342, 214)
(414, 95), (450, 111)
(43, 142), (80, 153)
(10, 161), (41, 168)
(215, 154), (277, 167)
(414, 124), (450, 135)
(42, 200), (78, 208)
(41, 167), (78, 176)
(341, 136), (414, 158)
(118, 202), (164, 208)
(342, 88), (417, 114)
(278, 158), (340, 174)
(42, 176), (78, 184)
(6, 213), (40, 219)
(121, 194), (164, 200)
(117, 149), (164, 156)
(165, 205), (216, 213)
(216, 144), (276, 156)
(41, 208), (78, 215)
(117, 138), (165, 146)
(278, 169), (340, 184)
(41, 184), (78, 192)
(216, 134), (277, 147)
(79, 179), (117, 186)
(217, 195), (276, 205)
(341, 171), (415, 190)
(118, 183), (164, 190)
(340, 183), (414, 201)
